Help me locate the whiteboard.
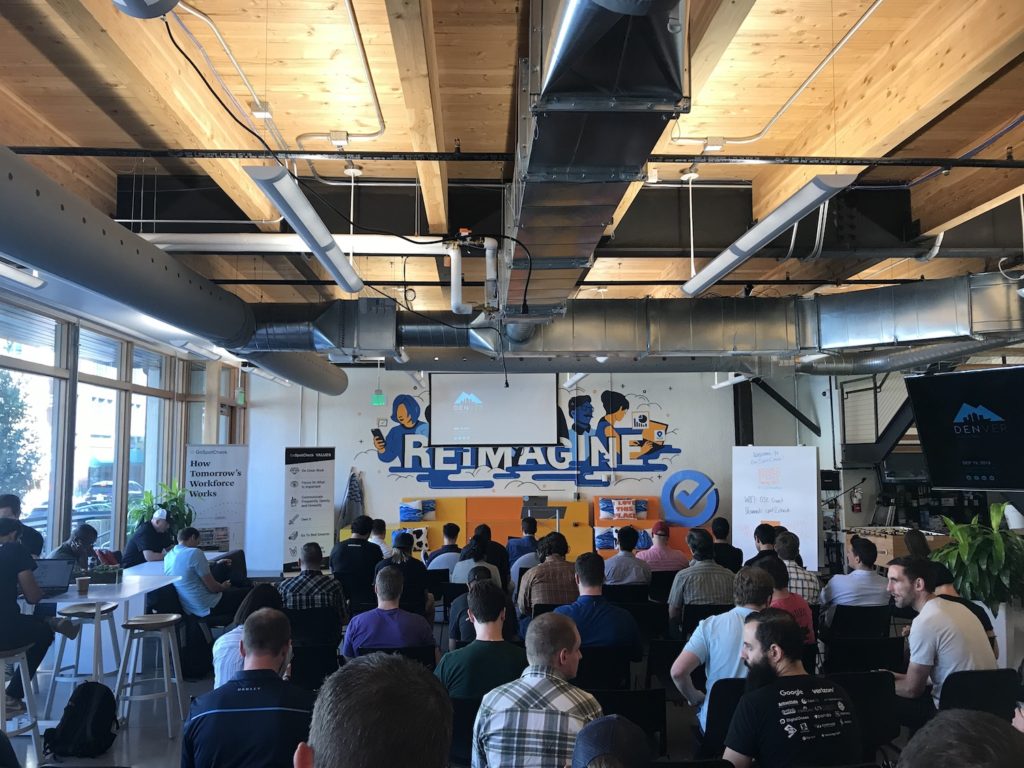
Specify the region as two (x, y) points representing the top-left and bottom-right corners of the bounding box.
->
(732, 446), (820, 571)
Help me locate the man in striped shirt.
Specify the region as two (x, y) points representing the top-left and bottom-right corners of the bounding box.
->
(278, 542), (346, 616)
(473, 612), (602, 768)
(775, 532), (820, 607)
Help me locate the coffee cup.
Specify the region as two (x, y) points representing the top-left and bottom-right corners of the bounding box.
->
(76, 576), (90, 596)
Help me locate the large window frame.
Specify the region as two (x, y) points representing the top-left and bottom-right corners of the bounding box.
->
(0, 294), (245, 550)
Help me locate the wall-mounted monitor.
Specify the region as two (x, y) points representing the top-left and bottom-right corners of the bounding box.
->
(905, 367), (1024, 491)
(429, 373), (558, 446)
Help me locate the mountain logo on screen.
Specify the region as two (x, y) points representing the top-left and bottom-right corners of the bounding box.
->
(953, 403), (1007, 436)
(453, 391), (483, 411)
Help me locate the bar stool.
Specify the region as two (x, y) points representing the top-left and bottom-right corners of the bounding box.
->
(113, 613), (185, 739)
(43, 602), (121, 718)
(0, 644), (42, 758)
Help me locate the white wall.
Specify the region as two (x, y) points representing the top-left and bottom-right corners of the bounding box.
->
(243, 369), (840, 573)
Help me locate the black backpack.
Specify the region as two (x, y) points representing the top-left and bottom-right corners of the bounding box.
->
(42, 681), (118, 758)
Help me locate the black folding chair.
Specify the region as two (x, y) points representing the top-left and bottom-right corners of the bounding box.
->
(644, 638), (686, 703)
(696, 677), (745, 759)
(357, 645), (437, 670)
(425, 569), (449, 602)
(290, 646), (341, 692)
(604, 584), (649, 604)
(802, 644), (818, 675)
(532, 603), (560, 618)
(589, 688), (668, 756)
(828, 605), (891, 639)
(823, 637), (906, 674)
(449, 696), (482, 766)
(648, 570), (680, 603)
(441, 582), (469, 622)
(656, 762), (730, 768)
(575, 646), (633, 690)
(619, 600), (669, 641)
(827, 671), (900, 761)
(680, 604), (731, 640)
(516, 566), (533, 595)
(939, 668), (1019, 720)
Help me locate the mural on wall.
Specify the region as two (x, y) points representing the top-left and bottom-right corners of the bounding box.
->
(368, 389), (683, 490)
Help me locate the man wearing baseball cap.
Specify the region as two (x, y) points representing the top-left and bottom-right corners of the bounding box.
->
(636, 521), (689, 572)
(122, 508), (174, 568)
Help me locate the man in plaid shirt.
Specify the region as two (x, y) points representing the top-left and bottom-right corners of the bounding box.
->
(277, 542), (346, 620)
(775, 532), (820, 606)
(473, 612), (602, 768)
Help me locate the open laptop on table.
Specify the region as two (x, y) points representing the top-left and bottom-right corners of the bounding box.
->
(27, 558), (75, 599)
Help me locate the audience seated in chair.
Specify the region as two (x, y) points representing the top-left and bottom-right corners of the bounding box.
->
(773, 532), (820, 608)
(213, 583), (285, 689)
(121, 507), (173, 567)
(668, 529), (735, 633)
(341, 565), (439, 665)
(742, 523), (778, 568)
(819, 535), (890, 627)
(711, 517), (743, 573)
(637, 520), (689, 572)
(452, 534), (502, 587)
(897, 709), (1024, 768)
(604, 526), (652, 586)
(184, 608), (314, 768)
(368, 518), (392, 559)
(48, 523), (98, 572)
(473, 612), (602, 768)
(572, 714), (652, 768)
(374, 532), (434, 619)
(426, 522), (462, 573)
(472, 523), (511, 592)
(932, 562), (998, 657)
(448, 566), (519, 650)
(278, 542), (346, 628)
(293, 653), (452, 768)
(554, 552), (643, 662)
(671, 566), (775, 733)
(517, 532), (578, 635)
(721, 608), (861, 768)
(329, 515), (382, 613)
(754, 554), (815, 644)
(885, 556), (994, 732)
(434, 579), (527, 699)
(165, 526), (250, 623)
(507, 516), (539, 565)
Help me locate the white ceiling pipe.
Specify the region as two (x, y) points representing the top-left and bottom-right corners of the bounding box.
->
(482, 237), (499, 310)
(141, 232), (450, 256)
(448, 243), (473, 315)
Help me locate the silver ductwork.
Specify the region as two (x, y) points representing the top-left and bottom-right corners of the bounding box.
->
(0, 147), (348, 394)
(504, 0), (689, 318)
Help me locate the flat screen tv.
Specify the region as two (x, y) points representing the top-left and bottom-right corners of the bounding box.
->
(429, 373), (558, 446)
(905, 367), (1024, 491)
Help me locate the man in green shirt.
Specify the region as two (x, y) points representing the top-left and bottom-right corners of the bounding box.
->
(434, 579), (527, 699)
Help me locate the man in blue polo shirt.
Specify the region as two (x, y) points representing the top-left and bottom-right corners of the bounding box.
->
(182, 608), (314, 768)
(554, 552), (643, 661)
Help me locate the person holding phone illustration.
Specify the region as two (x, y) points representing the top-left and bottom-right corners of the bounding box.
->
(183, 608), (315, 768)
(373, 394), (428, 463)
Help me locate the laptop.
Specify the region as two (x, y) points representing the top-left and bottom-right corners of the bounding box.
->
(31, 558), (75, 599)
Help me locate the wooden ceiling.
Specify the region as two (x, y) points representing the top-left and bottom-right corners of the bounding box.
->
(1, 0), (1023, 310)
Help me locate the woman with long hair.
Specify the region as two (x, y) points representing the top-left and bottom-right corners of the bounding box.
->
(452, 534), (501, 585)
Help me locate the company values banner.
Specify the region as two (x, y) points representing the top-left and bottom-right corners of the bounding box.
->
(283, 447), (336, 567)
(185, 445), (249, 551)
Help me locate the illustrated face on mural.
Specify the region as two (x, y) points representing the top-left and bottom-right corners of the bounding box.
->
(568, 396), (594, 432)
(395, 403), (414, 428)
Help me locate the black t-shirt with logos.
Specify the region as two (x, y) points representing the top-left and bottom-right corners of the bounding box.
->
(122, 521), (174, 568)
(0, 541), (36, 620)
(330, 538), (383, 605)
(725, 675), (861, 768)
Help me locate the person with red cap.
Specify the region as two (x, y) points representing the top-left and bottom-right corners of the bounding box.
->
(636, 521), (689, 572)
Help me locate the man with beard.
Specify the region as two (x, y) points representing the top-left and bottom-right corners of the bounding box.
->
(722, 608), (860, 768)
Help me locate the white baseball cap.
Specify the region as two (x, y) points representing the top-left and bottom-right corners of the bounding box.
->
(152, 509), (168, 521)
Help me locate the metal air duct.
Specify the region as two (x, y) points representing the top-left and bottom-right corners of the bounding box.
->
(505, 0), (688, 318)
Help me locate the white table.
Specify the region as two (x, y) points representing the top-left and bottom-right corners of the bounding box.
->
(47, 573), (179, 683)
(122, 550), (222, 578)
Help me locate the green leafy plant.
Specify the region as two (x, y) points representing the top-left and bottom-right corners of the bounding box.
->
(930, 503), (1024, 616)
(127, 481), (195, 535)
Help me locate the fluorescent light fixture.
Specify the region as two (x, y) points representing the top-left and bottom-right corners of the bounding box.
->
(0, 259), (45, 289)
(243, 165), (365, 293)
(595, 356), (609, 364)
(682, 174), (857, 297)
(180, 341), (221, 361)
(563, 372), (588, 389)
(710, 372), (752, 389)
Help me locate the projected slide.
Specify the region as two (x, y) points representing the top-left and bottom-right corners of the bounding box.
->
(430, 373), (558, 446)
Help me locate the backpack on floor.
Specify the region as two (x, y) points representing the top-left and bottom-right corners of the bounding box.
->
(42, 681), (118, 758)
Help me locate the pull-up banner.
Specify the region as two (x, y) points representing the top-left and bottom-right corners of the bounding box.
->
(185, 445), (249, 552)
(283, 447), (336, 568)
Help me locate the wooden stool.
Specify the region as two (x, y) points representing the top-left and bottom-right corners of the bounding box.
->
(113, 614), (185, 739)
(44, 602), (121, 718)
(0, 644), (42, 758)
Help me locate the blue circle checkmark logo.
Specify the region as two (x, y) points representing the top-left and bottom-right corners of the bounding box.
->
(661, 469), (720, 526)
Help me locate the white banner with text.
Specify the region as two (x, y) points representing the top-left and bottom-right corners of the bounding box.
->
(185, 444), (249, 551)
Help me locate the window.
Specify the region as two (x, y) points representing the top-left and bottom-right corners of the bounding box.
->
(132, 347), (167, 389)
(73, 382), (119, 550)
(130, 394), (166, 502)
(79, 329), (121, 379)
(188, 362), (206, 395)
(0, 370), (58, 551)
(0, 304), (60, 367)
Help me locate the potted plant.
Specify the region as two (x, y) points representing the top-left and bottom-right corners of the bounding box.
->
(127, 481), (196, 536)
(930, 504), (1024, 667)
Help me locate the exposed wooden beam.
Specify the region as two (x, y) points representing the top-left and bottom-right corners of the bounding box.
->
(36, 0), (279, 231)
(384, 0), (449, 234)
(913, 121), (1024, 235)
(751, 0), (1024, 222)
(0, 80), (115, 213)
(604, 0), (755, 236)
